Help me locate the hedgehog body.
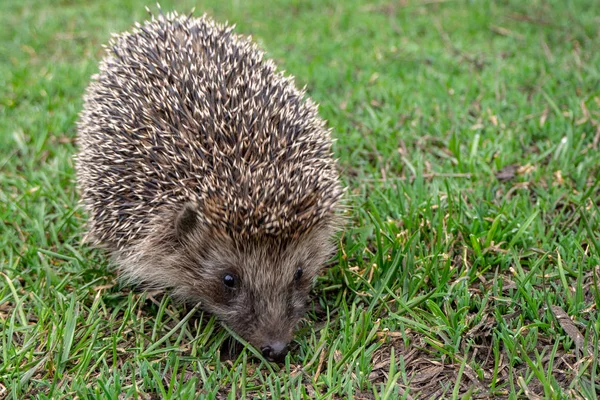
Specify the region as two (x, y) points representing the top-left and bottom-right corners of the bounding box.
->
(76, 11), (343, 361)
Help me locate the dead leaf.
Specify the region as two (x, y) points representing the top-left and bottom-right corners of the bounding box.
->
(517, 163), (535, 175)
(495, 164), (519, 181)
(553, 170), (564, 186)
(540, 108), (549, 127)
(410, 365), (444, 384)
(551, 305), (593, 357)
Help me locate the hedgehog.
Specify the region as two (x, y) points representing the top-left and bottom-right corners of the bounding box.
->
(75, 10), (344, 362)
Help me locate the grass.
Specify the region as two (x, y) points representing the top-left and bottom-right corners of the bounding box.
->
(1, 0), (599, 398)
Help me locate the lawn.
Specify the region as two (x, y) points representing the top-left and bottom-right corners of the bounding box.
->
(1, 0), (599, 398)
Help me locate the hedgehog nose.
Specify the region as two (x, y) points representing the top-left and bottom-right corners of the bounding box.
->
(261, 342), (288, 362)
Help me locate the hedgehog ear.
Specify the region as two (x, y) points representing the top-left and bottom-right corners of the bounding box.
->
(175, 203), (198, 240)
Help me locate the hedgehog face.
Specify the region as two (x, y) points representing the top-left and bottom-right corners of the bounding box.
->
(172, 203), (336, 362)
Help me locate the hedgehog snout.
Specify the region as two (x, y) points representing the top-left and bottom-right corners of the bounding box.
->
(261, 341), (288, 362)
(246, 306), (297, 362)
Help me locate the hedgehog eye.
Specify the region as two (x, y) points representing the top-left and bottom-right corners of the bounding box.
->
(223, 273), (236, 288)
(293, 267), (303, 282)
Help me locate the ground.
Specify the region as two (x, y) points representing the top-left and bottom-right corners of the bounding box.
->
(1, 0), (599, 398)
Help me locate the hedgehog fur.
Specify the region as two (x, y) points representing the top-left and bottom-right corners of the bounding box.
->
(76, 10), (343, 361)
